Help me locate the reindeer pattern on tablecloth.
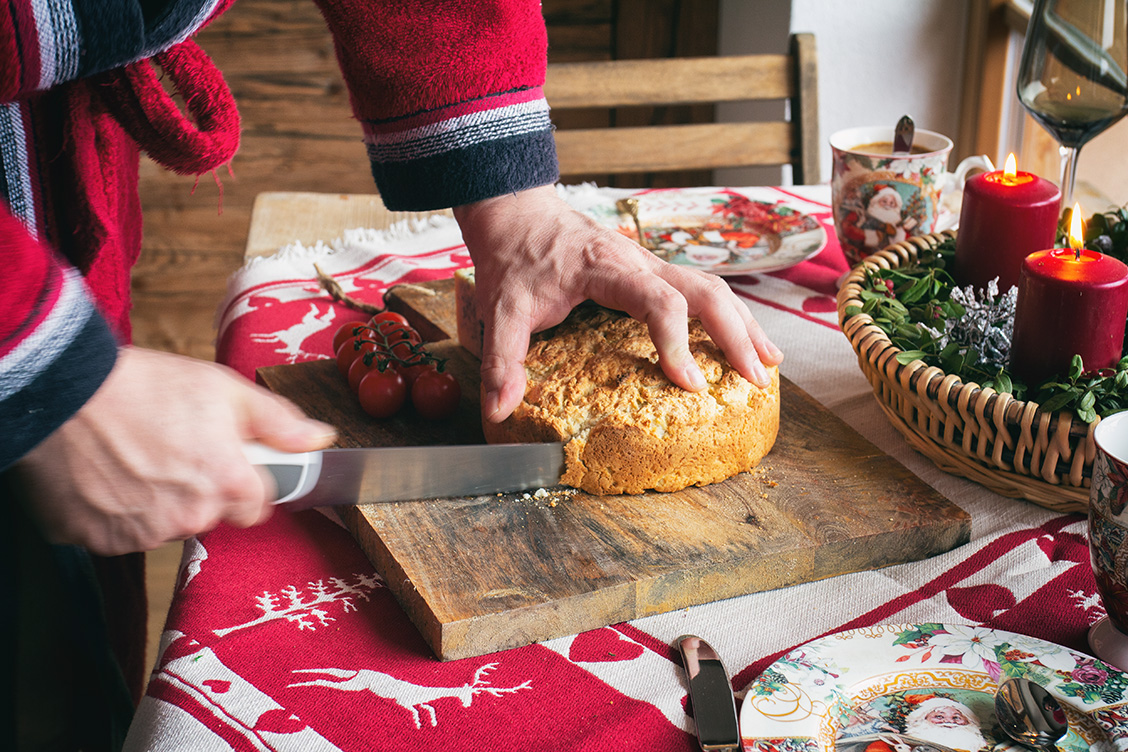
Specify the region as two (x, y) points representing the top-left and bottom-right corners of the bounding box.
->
(288, 663), (532, 729)
(249, 302), (336, 363)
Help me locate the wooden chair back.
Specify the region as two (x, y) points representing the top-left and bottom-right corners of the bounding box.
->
(545, 33), (819, 185)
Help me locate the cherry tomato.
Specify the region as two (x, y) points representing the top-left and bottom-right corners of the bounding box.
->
(336, 338), (363, 377)
(348, 351), (387, 392)
(368, 313), (419, 344)
(411, 368), (461, 419)
(336, 337), (384, 377)
(379, 322), (421, 347)
(399, 359), (435, 388)
(388, 338), (422, 362)
(369, 311), (410, 329)
(331, 320), (369, 354)
(358, 368), (407, 418)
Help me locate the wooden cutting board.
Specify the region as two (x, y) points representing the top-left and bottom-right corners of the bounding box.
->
(257, 279), (970, 660)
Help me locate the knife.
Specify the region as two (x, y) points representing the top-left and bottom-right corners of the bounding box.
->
(244, 442), (566, 510)
(675, 635), (741, 752)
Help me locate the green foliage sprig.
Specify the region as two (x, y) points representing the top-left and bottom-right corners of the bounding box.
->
(1033, 354), (1128, 424)
(844, 227), (1128, 423)
(844, 237), (1019, 395)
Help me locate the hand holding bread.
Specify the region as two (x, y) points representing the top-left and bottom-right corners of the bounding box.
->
(452, 184), (784, 424)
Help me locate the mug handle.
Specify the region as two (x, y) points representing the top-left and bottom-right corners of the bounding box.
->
(937, 155), (995, 231)
(946, 154), (995, 189)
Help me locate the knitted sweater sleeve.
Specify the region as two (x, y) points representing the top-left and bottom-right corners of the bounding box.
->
(311, 0), (559, 210)
(0, 207), (118, 470)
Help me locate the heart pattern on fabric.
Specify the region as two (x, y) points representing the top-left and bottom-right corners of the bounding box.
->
(569, 628), (645, 662)
(252, 708), (307, 734)
(202, 679), (231, 694)
(801, 295), (837, 313)
(1037, 531), (1088, 563)
(947, 583), (1017, 622)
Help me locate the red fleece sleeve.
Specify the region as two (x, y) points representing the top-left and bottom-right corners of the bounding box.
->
(311, 0), (559, 210)
(313, 0), (548, 119)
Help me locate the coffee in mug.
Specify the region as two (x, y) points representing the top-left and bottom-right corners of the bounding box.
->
(850, 141), (932, 156)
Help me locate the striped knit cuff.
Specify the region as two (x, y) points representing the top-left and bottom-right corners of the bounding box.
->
(3, 0), (222, 95)
(0, 270), (118, 470)
(363, 87), (559, 211)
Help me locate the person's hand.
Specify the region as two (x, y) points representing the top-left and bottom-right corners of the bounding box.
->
(452, 184), (783, 423)
(13, 347), (336, 555)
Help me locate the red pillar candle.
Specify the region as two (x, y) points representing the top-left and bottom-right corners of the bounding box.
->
(1010, 212), (1128, 386)
(954, 155), (1061, 291)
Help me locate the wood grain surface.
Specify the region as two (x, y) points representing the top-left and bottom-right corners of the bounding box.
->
(256, 281), (970, 661)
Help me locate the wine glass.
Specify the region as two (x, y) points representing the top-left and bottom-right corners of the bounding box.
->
(1016, 0), (1128, 206)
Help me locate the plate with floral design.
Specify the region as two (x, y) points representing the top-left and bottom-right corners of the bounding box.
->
(585, 188), (827, 275)
(740, 623), (1128, 752)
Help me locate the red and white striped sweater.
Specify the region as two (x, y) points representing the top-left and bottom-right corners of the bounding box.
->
(0, 0), (558, 469)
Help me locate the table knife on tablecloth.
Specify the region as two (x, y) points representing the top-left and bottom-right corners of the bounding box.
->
(676, 635), (742, 752)
(244, 442), (566, 509)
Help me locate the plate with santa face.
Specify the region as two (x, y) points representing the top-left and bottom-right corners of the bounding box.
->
(581, 188), (827, 275)
(739, 623), (1128, 752)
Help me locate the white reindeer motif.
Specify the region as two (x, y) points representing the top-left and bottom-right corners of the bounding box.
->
(249, 303), (335, 363)
(288, 663), (531, 729)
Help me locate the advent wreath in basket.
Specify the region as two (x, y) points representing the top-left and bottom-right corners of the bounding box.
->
(836, 231), (1103, 514)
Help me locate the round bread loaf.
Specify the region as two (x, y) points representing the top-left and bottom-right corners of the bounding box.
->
(481, 305), (780, 495)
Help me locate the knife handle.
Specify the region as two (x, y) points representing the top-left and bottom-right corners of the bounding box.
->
(242, 442), (323, 504)
(676, 635), (741, 752)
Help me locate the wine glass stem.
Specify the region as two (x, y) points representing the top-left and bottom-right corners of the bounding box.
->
(1059, 144), (1081, 207)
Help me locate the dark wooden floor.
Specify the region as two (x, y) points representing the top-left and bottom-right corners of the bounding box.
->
(130, 0), (718, 360)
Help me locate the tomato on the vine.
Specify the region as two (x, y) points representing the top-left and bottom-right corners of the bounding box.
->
(398, 359), (435, 388)
(332, 320), (368, 354)
(411, 368), (461, 419)
(369, 311), (410, 329)
(336, 338), (363, 377)
(334, 307), (457, 419)
(358, 368), (407, 418)
(388, 338), (422, 362)
(379, 323), (421, 347)
(348, 352), (386, 392)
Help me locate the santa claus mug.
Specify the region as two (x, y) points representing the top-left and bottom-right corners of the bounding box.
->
(1088, 410), (1128, 670)
(830, 126), (992, 267)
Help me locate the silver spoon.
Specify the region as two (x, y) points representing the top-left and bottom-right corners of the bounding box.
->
(893, 115), (915, 154)
(994, 676), (1069, 752)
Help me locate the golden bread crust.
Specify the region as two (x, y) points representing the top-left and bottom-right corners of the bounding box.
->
(481, 306), (780, 495)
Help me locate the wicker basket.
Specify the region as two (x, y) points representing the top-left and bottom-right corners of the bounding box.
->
(836, 230), (1095, 514)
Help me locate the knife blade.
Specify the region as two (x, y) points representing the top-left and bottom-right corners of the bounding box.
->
(244, 442), (566, 510)
(676, 635), (741, 752)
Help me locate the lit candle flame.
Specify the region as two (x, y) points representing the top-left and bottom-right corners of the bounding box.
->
(1069, 203), (1084, 259)
(1004, 153), (1017, 177)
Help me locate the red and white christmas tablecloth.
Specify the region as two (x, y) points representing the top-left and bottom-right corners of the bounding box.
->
(125, 186), (1112, 751)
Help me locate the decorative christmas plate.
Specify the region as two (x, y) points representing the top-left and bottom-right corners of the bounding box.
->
(740, 623), (1128, 752)
(581, 188), (827, 276)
